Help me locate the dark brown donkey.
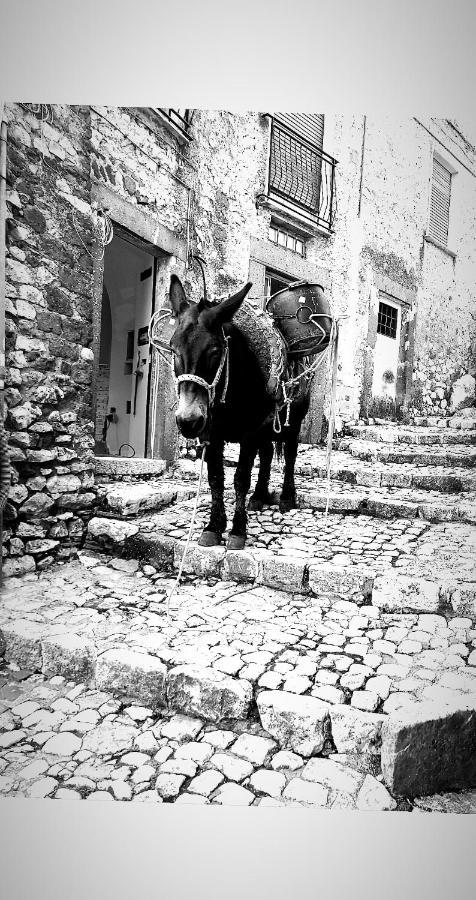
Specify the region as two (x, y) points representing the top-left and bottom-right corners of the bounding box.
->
(169, 274), (314, 550)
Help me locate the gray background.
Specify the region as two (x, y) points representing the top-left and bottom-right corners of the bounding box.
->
(0, 1), (475, 897)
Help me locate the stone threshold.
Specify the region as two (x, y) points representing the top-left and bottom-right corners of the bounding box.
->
(85, 517), (476, 619)
(336, 440), (476, 469)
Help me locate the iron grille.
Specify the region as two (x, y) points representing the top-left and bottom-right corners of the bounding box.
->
(150, 108), (192, 139)
(268, 118), (337, 231)
(377, 301), (398, 339)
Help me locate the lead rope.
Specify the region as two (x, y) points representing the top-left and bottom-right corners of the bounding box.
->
(166, 444), (208, 626)
(325, 319), (340, 516)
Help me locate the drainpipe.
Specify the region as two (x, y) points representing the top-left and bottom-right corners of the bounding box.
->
(357, 115), (367, 217)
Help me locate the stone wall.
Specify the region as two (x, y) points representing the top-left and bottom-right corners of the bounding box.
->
(3, 104), (96, 577)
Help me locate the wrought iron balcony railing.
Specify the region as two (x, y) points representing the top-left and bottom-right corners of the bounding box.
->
(267, 118), (337, 232)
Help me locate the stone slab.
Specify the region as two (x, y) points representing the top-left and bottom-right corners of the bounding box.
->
(96, 648), (167, 709)
(42, 633), (95, 682)
(381, 698), (476, 797)
(167, 665), (252, 722)
(257, 690), (331, 756)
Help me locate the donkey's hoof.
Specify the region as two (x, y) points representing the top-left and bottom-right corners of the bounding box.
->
(198, 530), (222, 547)
(227, 534), (246, 551)
(279, 496), (297, 514)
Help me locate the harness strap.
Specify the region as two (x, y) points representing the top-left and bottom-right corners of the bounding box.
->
(175, 334), (230, 407)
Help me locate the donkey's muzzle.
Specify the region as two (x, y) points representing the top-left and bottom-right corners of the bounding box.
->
(176, 412), (206, 439)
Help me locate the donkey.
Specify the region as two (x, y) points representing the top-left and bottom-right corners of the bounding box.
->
(169, 274), (313, 550)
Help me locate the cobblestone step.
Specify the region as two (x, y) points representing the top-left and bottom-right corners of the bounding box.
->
(170, 460), (476, 525)
(85, 507), (476, 617)
(336, 439), (476, 469)
(96, 481), (196, 518)
(345, 425), (476, 446)
(294, 447), (476, 493)
(2, 663), (474, 810)
(1, 556), (475, 802)
(94, 456), (167, 480)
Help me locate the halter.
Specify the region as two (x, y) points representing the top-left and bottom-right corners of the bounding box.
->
(175, 331), (231, 407)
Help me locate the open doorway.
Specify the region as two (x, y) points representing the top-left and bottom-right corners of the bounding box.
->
(94, 232), (156, 458)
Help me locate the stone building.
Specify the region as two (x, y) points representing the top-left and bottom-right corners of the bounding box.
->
(1, 104), (475, 575)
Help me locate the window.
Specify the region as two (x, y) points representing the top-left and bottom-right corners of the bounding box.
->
(377, 301), (398, 339)
(148, 108), (193, 141)
(265, 269), (295, 302)
(429, 155), (452, 246)
(266, 113), (337, 231)
(269, 223), (305, 256)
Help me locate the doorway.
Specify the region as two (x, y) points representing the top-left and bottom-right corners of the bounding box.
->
(94, 232), (156, 458)
(371, 295), (402, 403)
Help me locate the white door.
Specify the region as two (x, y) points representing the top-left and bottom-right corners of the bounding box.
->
(129, 264), (154, 457)
(371, 297), (401, 401)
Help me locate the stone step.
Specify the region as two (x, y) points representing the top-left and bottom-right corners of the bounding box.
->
(174, 460), (476, 524)
(1, 555), (475, 796)
(294, 447), (476, 493)
(345, 425), (476, 446)
(85, 508), (476, 618)
(336, 439), (476, 469)
(96, 481), (196, 518)
(94, 456), (167, 480)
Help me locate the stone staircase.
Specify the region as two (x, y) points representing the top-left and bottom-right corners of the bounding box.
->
(2, 421), (476, 800)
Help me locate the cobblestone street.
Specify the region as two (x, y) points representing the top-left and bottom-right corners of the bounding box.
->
(2, 423), (476, 810)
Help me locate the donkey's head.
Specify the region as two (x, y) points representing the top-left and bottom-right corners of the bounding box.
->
(169, 275), (252, 439)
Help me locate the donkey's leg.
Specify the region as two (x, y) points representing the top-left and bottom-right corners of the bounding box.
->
(279, 430), (300, 513)
(249, 439), (275, 511)
(198, 438), (226, 547)
(228, 439), (257, 550)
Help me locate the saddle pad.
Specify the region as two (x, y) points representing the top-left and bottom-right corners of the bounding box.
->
(233, 300), (287, 397)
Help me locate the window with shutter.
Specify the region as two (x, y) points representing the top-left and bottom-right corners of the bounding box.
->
(429, 156), (452, 246)
(266, 112), (336, 231)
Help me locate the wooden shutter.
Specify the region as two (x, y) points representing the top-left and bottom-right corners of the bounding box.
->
(274, 113), (324, 148)
(429, 156), (451, 246)
(269, 114), (324, 217)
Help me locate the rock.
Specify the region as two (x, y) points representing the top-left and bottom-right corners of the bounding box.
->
(46, 475), (82, 494)
(187, 769), (225, 797)
(328, 705), (385, 756)
(20, 493), (55, 517)
(2, 555), (36, 578)
(308, 564), (373, 600)
(42, 633), (95, 682)
(96, 649), (167, 709)
(229, 733), (276, 766)
(209, 752), (254, 782)
(221, 550), (259, 583)
(301, 758), (364, 796)
(257, 690), (331, 756)
(7, 402), (37, 430)
(173, 543), (225, 578)
(0, 729), (26, 749)
(155, 773), (186, 799)
(26, 539), (59, 555)
(212, 783), (254, 805)
(43, 732), (82, 756)
(381, 698), (476, 797)
(82, 723), (137, 756)
(260, 555), (306, 591)
(450, 374), (475, 412)
(271, 750), (303, 771)
(249, 769), (286, 797)
(87, 517), (140, 543)
(356, 775), (397, 811)
(372, 574), (440, 614)
(167, 665), (253, 722)
(160, 715), (203, 742)
(282, 778), (329, 806)
(1, 619), (45, 669)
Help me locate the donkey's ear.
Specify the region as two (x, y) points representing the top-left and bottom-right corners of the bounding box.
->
(169, 275), (189, 317)
(205, 282), (252, 328)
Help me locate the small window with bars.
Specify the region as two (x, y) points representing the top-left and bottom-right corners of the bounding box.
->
(429, 156), (452, 247)
(377, 301), (398, 339)
(269, 224), (305, 256)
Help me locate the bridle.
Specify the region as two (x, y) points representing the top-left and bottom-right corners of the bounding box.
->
(174, 329), (231, 407)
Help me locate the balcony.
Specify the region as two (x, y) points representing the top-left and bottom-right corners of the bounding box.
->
(266, 117), (337, 233)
